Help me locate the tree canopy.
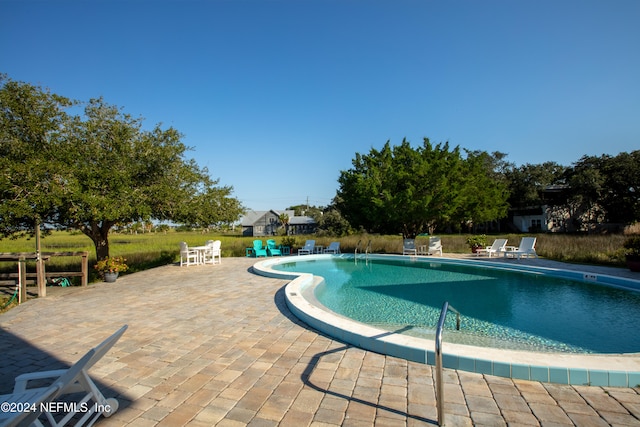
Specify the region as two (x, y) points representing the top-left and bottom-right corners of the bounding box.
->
(0, 75), (243, 259)
(336, 139), (509, 238)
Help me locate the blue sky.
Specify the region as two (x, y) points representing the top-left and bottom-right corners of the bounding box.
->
(2, 0), (639, 211)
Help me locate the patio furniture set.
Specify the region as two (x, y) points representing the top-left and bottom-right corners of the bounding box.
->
(179, 240), (222, 267)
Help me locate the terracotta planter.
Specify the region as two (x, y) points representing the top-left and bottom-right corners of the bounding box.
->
(626, 255), (640, 272)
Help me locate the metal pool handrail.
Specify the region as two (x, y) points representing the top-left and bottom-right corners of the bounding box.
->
(354, 240), (372, 261)
(435, 301), (460, 426)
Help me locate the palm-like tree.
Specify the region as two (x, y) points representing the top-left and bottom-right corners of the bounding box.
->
(279, 213), (290, 235)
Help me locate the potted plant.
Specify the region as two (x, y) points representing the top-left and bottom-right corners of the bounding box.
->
(623, 236), (640, 272)
(94, 256), (128, 282)
(280, 236), (297, 255)
(466, 235), (487, 253)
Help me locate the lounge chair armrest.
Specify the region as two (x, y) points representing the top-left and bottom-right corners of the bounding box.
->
(14, 369), (68, 392)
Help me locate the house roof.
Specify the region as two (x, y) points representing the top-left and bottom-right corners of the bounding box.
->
(289, 215), (316, 225)
(240, 210), (296, 226)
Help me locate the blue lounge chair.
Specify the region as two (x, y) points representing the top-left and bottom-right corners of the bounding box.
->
(298, 240), (315, 255)
(324, 242), (341, 254)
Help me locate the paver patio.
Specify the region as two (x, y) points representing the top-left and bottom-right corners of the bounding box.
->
(1, 256), (639, 426)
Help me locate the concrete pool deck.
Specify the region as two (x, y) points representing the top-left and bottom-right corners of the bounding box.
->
(1, 256), (639, 426)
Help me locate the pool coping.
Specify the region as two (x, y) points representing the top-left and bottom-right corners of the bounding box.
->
(253, 253), (640, 388)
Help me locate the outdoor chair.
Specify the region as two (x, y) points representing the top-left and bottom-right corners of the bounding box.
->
(298, 240), (315, 255)
(203, 240), (222, 264)
(266, 239), (281, 256)
(476, 238), (507, 257)
(253, 240), (268, 257)
(11, 325), (127, 426)
(402, 239), (417, 256)
(427, 237), (443, 256)
(180, 242), (199, 266)
(324, 242), (341, 254)
(1, 348), (96, 427)
(506, 237), (538, 259)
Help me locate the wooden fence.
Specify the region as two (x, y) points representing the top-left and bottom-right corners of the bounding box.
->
(0, 252), (89, 304)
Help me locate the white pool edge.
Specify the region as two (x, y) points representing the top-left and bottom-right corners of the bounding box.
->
(253, 254), (640, 387)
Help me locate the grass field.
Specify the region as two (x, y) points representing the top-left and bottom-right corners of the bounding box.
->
(0, 229), (629, 272)
(0, 229), (631, 312)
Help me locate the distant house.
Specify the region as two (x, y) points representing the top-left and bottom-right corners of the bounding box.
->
(510, 185), (568, 232)
(240, 210), (317, 237)
(509, 184), (611, 233)
(510, 206), (548, 233)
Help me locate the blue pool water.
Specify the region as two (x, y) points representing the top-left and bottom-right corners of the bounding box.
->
(273, 257), (640, 354)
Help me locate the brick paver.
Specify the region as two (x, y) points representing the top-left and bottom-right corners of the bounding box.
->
(1, 256), (639, 426)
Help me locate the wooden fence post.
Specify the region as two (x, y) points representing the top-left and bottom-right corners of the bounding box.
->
(81, 252), (88, 287)
(18, 256), (26, 304)
(37, 255), (46, 298)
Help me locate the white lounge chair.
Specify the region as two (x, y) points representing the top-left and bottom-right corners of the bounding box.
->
(506, 237), (538, 259)
(403, 239), (417, 256)
(298, 240), (315, 255)
(476, 238), (507, 258)
(324, 242), (341, 254)
(12, 325), (128, 426)
(180, 242), (199, 266)
(427, 237), (443, 256)
(0, 349), (94, 427)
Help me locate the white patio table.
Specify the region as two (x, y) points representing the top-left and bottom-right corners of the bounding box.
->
(190, 246), (210, 265)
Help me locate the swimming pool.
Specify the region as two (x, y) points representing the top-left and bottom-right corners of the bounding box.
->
(272, 257), (640, 354)
(253, 254), (640, 387)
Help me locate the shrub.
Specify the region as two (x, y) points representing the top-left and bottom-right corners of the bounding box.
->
(623, 236), (640, 257)
(280, 236), (297, 249)
(94, 256), (128, 273)
(466, 235), (487, 250)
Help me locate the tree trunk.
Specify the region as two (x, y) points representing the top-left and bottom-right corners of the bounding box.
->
(80, 221), (113, 260)
(94, 233), (110, 261)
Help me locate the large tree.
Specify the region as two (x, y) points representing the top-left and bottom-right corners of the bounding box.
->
(565, 152), (640, 226)
(0, 74), (74, 238)
(504, 161), (567, 209)
(600, 151), (640, 224)
(457, 150), (510, 231)
(0, 76), (243, 260)
(337, 138), (468, 238)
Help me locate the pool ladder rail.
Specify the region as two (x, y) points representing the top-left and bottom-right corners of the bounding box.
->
(354, 240), (372, 260)
(435, 302), (460, 426)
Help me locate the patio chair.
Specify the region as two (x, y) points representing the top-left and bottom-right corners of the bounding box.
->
(298, 240), (315, 255)
(180, 242), (199, 266)
(0, 348), (95, 427)
(402, 239), (417, 256)
(12, 325), (128, 426)
(476, 238), (507, 257)
(324, 242), (341, 254)
(203, 240), (222, 264)
(507, 237), (538, 259)
(253, 240), (268, 257)
(427, 237), (443, 256)
(266, 239), (281, 256)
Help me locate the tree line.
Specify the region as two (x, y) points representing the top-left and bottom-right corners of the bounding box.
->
(328, 139), (639, 238)
(0, 75), (243, 260)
